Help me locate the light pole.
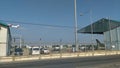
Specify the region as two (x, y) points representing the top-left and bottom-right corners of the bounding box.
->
(74, 0), (78, 52)
(8, 24), (21, 48)
(80, 10), (94, 55)
(90, 10), (94, 56)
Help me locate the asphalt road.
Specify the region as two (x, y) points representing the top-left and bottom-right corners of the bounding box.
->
(0, 55), (120, 68)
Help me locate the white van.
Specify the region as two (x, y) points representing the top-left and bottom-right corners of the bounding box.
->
(32, 47), (40, 55)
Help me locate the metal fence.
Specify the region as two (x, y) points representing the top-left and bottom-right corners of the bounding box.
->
(1, 49), (120, 63)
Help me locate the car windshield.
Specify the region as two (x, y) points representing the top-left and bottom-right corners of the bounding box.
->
(15, 48), (22, 52)
(33, 48), (39, 50)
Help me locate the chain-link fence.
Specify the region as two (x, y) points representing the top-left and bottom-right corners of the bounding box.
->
(1, 42), (120, 62)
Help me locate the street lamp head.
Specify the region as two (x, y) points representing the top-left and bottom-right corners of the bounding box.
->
(8, 24), (20, 29)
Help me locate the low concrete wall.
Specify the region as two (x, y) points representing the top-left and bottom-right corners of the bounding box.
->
(0, 51), (119, 63)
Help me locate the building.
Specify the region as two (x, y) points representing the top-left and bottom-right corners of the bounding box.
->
(0, 21), (12, 56)
(78, 18), (120, 50)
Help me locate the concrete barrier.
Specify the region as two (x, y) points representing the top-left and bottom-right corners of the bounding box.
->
(0, 51), (120, 63)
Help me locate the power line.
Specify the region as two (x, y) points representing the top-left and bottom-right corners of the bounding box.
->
(0, 20), (74, 28)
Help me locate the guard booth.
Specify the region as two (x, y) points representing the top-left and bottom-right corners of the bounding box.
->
(0, 21), (12, 56)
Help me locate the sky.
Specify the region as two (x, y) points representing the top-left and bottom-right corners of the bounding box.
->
(0, 0), (120, 44)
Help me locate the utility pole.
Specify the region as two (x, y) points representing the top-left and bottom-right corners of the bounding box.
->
(74, 0), (78, 52)
(108, 17), (112, 51)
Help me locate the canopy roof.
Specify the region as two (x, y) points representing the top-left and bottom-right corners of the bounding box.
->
(0, 21), (9, 27)
(78, 18), (120, 34)
(0, 21), (11, 40)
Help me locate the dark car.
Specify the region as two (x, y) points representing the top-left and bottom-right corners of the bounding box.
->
(14, 48), (23, 56)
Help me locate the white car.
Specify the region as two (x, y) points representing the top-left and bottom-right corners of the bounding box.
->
(32, 47), (40, 55)
(41, 48), (50, 54)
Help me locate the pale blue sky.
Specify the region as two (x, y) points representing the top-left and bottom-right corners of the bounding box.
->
(0, 0), (120, 43)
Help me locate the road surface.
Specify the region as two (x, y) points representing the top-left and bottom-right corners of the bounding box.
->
(0, 55), (120, 68)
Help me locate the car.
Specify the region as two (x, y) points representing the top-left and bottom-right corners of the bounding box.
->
(40, 48), (50, 54)
(14, 48), (23, 56)
(52, 45), (60, 51)
(32, 47), (40, 55)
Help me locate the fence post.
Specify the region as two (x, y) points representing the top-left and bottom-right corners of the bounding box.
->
(39, 54), (41, 60)
(77, 51), (79, 57)
(92, 51), (94, 56)
(39, 46), (41, 60)
(60, 48), (62, 58)
(12, 56), (15, 61)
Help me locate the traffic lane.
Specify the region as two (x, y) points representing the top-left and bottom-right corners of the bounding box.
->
(0, 55), (120, 68)
(39, 55), (120, 68)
